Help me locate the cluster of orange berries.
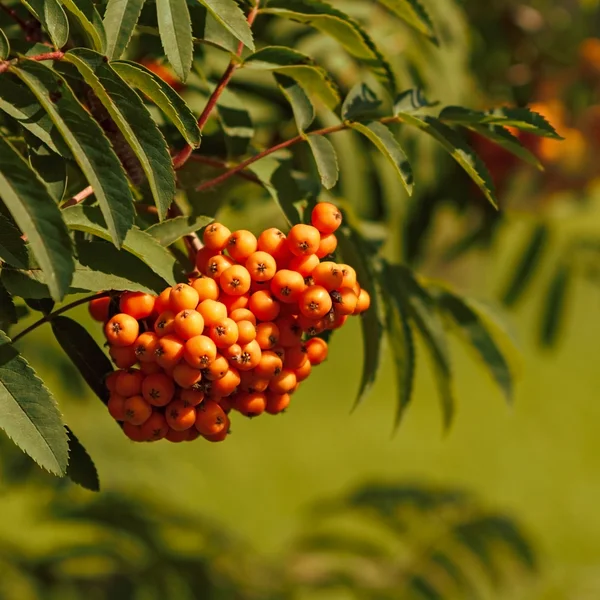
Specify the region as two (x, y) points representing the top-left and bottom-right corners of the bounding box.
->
(88, 203), (370, 444)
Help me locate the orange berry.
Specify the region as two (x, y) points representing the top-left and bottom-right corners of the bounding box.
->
(105, 371), (120, 393)
(283, 344), (308, 370)
(289, 253), (320, 277)
(173, 309), (205, 340)
(197, 299), (227, 327)
(202, 413), (230, 441)
(204, 354), (229, 380)
(184, 335), (217, 368)
(89, 296), (110, 322)
(268, 369), (297, 394)
(115, 368), (144, 397)
(109, 345), (138, 369)
(316, 233), (338, 259)
(206, 254), (235, 280)
(312, 262), (343, 291)
(229, 308), (256, 325)
(237, 340), (261, 371)
(311, 202), (342, 234)
(287, 224), (320, 256)
(239, 371), (270, 393)
(154, 334), (185, 369)
(134, 332), (159, 363)
(139, 361), (162, 375)
(255, 321), (280, 350)
(220, 265), (251, 296)
(120, 292), (155, 320)
(219, 396), (234, 413)
(257, 227), (290, 261)
(139, 411), (169, 441)
(236, 320), (256, 345)
(195, 400), (227, 435)
(250, 279), (271, 294)
(270, 269), (306, 303)
(265, 392), (290, 415)
(299, 286), (333, 319)
(227, 230), (257, 262)
(105, 313), (139, 347)
(173, 362), (203, 389)
(235, 392), (267, 417)
(195, 246), (215, 273)
(339, 264), (357, 289)
(153, 310), (176, 337)
(224, 343), (243, 364)
(170, 283), (199, 312)
(305, 337), (328, 364)
(254, 350), (283, 379)
(191, 275), (220, 301)
(271, 345), (286, 362)
(166, 427), (189, 443)
(142, 372), (175, 406)
(355, 288), (371, 314)
(108, 393), (126, 421)
(248, 290), (281, 321)
(245, 251), (277, 282)
(331, 287), (358, 315)
(165, 399), (197, 431)
(123, 395), (153, 425)
(180, 388), (205, 407)
(123, 421), (146, 442)
(203, 222), (231, 251)
(295, 358), (312, 382)
(209, 317), (239, 348)
(211, 367), (240, 396)
(297, 314), (326, 336)
(276, 316), (303, 347)
(219, 292), (249, 313)
(155, 287), (172, 314)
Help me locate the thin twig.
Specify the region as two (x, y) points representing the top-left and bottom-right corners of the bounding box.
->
(0, 1), (29, 33)
(0, 50), (64, 74)
(188, 154), (262, 185)
(11, 291), (112, 344)
(61, 185), (94, 209)
(172, 1), (261, 170)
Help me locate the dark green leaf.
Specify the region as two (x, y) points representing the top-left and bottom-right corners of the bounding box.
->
(51, 316), (112, 404)
(146, 215), (214, 246)
(349, 121), (413, 195)
(196, 0), (254, 51)
(0, 281), (17, 326)
(20, 0), (69, 48)
(0, 136), (73, 301)
(66, 426), (100, 491)
(341, 82), (382, 121)
(307, 135), (339, 190)
(539, 264), (571, 348)
(25, 298), (54, 315)
(12, 60), (135, 247)
(378, 0), (437, 42)
(156, 0), (193, 82)
(399, 113), (498, 208)
(501, 223), (549, 307)
(393, 88), (437, 113)
(436, 289), (513, 403)
(214, 86), (254, 158)
(64, 49), (175, 220)
(0, 28), (9, 59)
(103, 0), (146, 59)
(112, 60), (201, 148)
(63, 205), (181, 285)
(337, 225), (384, 408)
(60, 0), (107, 52)
(0, 209), (28, 269)
(28, 140), (68, 202)
(275, 73), (314, 131)
(0, 330), (68, 475)
(439, 106), (563, 139)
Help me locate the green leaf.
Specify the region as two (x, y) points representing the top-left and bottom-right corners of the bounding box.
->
(439, 106), (563, 139)
(112, 60), (201, 148)
(25, 298), (55, 315)
(64, 49), (175, 220)
(467, 124), (543, 170)
(146, 215), (214, 246)
(0, 209), (28, 268)
(393, 88), (437, 114)
(437, 289), (513, 403)
(342, 82), (382, 121)
(275, 73), (315, 132)
(51, 316), (113, 404)
(0, 281), (17, 327)
(63, 205), (181, 286)
(0, 28), (9, 59)
(263, 0), (396, 93)
(103, 0), (146, 59)
(398, 113), (498, 208)
(337, 225), (384, 408)
(196, 0), (254, 51)
(66, 426), (100, 491)
(539, 264), (571, 348)
(0, 330), (68, 475)
(0, 136), (73, 301)
(214, 86), (254, 158)
(377, 0), (437, 42)
(12, 60), (135, 247)
(244, 46), (340, 109)
(349, 121), (413, 195)
(501, 223), (549, 307)
(60, 0), (107, 53)
(307, 135), (339, 190)
(156, 0), (193, 82)
(20, 0), (69, 48)
(28, 140), (68, 202)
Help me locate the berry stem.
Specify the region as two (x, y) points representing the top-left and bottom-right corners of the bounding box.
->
(171, 1), (261, 170)
(0, 50), (64, 75)
(11, 291), (112, 344)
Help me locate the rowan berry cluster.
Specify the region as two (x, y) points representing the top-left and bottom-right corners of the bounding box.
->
(88, 203), (370, 443)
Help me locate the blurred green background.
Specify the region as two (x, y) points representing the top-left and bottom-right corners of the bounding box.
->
(4, 0), (600, 598)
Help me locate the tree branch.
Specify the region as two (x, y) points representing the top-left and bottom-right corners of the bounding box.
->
(0, 50), (64, 75)
(188, 154), (262, 185)
(61, 185), (94, 209)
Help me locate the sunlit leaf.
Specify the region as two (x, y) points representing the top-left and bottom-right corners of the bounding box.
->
(275, 73), (315, 132)
(103, 0), (146, 59)
(307, 135), (339, 190)
(342, 82), (382, 121)
(146, 215), (214, 246)
(156, 0), (193, 82)
(60, 0), (107, 52)
(20, 0), (69, 48)
(377, 0), (437, 42)
(0, 28), (9, 59)
(196, 0), (254, 51)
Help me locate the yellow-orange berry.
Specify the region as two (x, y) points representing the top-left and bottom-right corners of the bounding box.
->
(191, 275), (220, 301)
(142, 372), (175, 406)
(154, 334), (185, 370)
(311, 202), (342, 234)
(134, 332), (159, 363)
(316, 233), (338, 259)
(287, 224), (320, 256)
(115, 368), (143, 397)
(268, 369), (297, 394)
(197, 299), (227, 327)
(184, 335), (218, 368)
(153, 310), (176, 337)
(220, 265), (251, 296)
(227, 230), (257, 262)
(195, 400), (227, 435)
(299, 286), (333, 319)
(209, 318), (239, 348)
(123, 395), (153, 425)
(305, 337), (328, 365)
(245, 251), (277, 282)
(248, 290), (280, 321)
(203, 222), (231, 251)
(109, 345), (138, 369)
(89, 296), (110, 322)
(270, 269), (306, 303)
(105, 313), (139, 347)
(235, 392), (267, 417)
(169, 283), (199, 312)
(166, 400), (197, 431)
(172, 362), (203, 389)
(173, 309), (205, 340)
(120, 292), (156, 320)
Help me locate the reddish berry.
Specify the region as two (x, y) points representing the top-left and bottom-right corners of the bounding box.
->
(166, 400), (197, 431)
(89, 296), (110, 322)
(305, 337), (328, 365)
(142, 373), (175, 406)
(195, 400), (227, 435)
(235, 392), (267, 417)
(123, 395), (153, 425)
